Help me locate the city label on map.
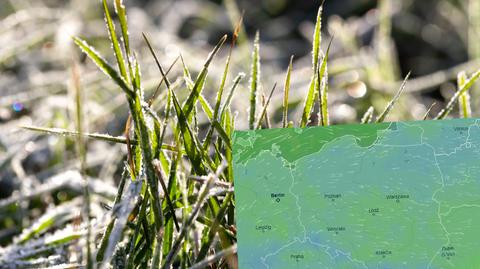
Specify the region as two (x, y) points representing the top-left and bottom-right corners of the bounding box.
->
(255, 224), (272, 233)
(270, 193), (285, 203)
(386, 194), (410, 203)
(324, 193), (342, 202)
(441, 246), (455, 260)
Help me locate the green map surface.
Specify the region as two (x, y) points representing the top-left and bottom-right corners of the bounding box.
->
(233, 119), (480, 268)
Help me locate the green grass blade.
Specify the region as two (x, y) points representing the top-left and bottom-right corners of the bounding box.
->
(435, 70), (480, 119)
(312, 2), (324, 70)
(318, 37), (332, 126)
(132, 53), (142, 91)
(152, 160), (180, 231)
(142, 33), (176, 163)
(102, 0), (128, 81)
(212, 121), (231, 150)
(457, 71), (472, 118)
(202, 30), (238, 151)
(214, 35), (236, 119)
(282, 56), (294, 128)
(256, 83), (277, 129)
(224, 108), (235, 182)
(162, 172), (217, 269)
(182, 35), (227, 118)
(113, 0), (134, 80)
(220, 73), (245, 124)
(171, 90), (206, 174)
(195, 193), (233, 262)
(361, 106), (374, 124)
(260, 93), (271, 128)
(144, 32), (207, 184)
(249, 31), (260, 129)
(20, 126), (178, 151)
(72, 37), (133, 99)
(162, 152), (180, 258)
(198, 95), (214, 120)
(376, 72), (411, 123)
(21, 126), (127, 144)
(114, 0), (130, 54)
(301, 76), (317, 127)
(132, 94), (163, 233)
(71, 62), (92, 269)
(96, 169), (128, 262)
(423, 102), (437, 120)
(179, 54), (215, 121)
(179, 54), (195, 90)
(148, 57), (179, 106)
(102, 180), (143, 269)
(300, 3), (323, 127)
(151, 234), (163, 269)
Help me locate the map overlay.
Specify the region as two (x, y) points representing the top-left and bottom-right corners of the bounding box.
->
(233, 119), (480, 268)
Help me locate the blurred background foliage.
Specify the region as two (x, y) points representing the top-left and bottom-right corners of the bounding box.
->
(0, 0), (479, 266)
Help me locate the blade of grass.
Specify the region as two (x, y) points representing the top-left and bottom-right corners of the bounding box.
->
(256, 83), (277, 129)
(126, 189), (148, 269)
(376, 72), (411, 123)
(143, 33), (178, 170)
(179, 54), (195, 89)
(151, 229), (164, 269)
(202, 18), (242, 150)
(457, 71), (472, 118)
(195, 193), (233, 262)
(318, 37), (333, 126)
(132, 53), (142, 92)
(249, 31), (260, 129)
(282, 56), (294, 128)
(177, 53), (214, 121)
(260, 93), (271, 129)
(300, 3), (323, 127)
(20, 126), (178, 151)
(144, 33), (215, 176)
(100, 180), (142, 269)
(123, 115), (136, 178)
(198, 95), (214, 120)
(361, 106), (374, 124)
(147, 56), (179, 106)
(212, 121), (232, 150)
(223, 108), (235, 183)
(220, 73), (245, 122)
(435, 70), (480, 119)
(114, 0), (130, 56)
(152, 160), (180, 231)
(96, 169), (128, 262)
(131, 93), (164, 233)
(102, 0), (128, 81)
(161, 168), (220, 269)
(215, 16), (241, 117)
(71, 61), (92, 269)
(162, 149), (180, 259)
(423, 102), (437, 120)
(72, 37), (133, 99)
(171, 90), (207, 174)
(113, 0), (134, 81)
(182, 35), (228, 119)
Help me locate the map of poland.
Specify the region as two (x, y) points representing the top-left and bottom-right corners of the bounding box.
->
(233, 119), (480, 268)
